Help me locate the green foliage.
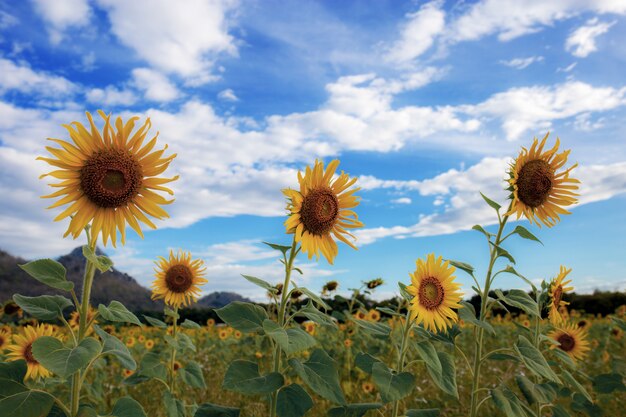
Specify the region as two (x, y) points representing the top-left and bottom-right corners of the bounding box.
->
(288, 349), (345, 405)
(32, 336), (101, 379)
(222, 360), (284, 395)
(18, 258), (73, 291)
(326, 403), (383, 417)
(98, 301), (142, 326)
(276, 384), (314, 417)
(371, 362), (414, 403)
(94, 325), (136, 370)
(216, 302), (268, 333)
(82, 245), (114, 273)
(12, 294), (72, 321)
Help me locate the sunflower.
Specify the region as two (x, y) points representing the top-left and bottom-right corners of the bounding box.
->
(548, 323), (590, 362)
(407, 254), (463, 333)
(548, 266), (574, 325)
(68, 306), (98, 335)
(151, 250), (207, 309)
(145, 339), (155, 350)
(506, 133), (579, 227)
(218, 329), (229, 340)
(125, 336), (136, 348)
(0, 328), (11, 351)
(283, 159), (363, 264)
(368, 310), (381, 322)
(39, 111), (178, 247)
(6, 324), (56, 380)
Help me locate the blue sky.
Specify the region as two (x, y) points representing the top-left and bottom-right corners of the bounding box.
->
(1, 0), (625, 301)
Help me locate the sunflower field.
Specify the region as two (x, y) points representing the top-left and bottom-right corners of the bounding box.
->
(0, 113), (625, 417)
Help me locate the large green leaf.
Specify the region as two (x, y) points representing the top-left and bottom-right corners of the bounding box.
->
(163, 391), (185, 417)
(354, 352), (382, 374)
(480, 192), (501, 211)
(414, 343), (458, 398)
(222, 360), (283, 395)
(216, 302), (268, 333)
(277, 384), (313, 417)
(136, 352), (167, 382)
(515, 375), (551, 405)
(288, 349), (345, 405)
(98, 301), (142, 326)
(32, 336), (101, 379)
(263, 319), (289, 349)
(352, 319), (391, 338)
(561, 369), (592, 403)
(18, 258), (73, 291)
(326, 403), (383, 417)
(242, 274), (277, 293)
(194, 403), (240, 417)
(94, 325), (136, 370)
(82, 245), (114, 273)
(491, 387), (527, 417)
(143, 315), (167, 328)
(180, 361), (206, 388)
(592, 373), (626, 394)
(510, 225), (542, 244)
(297, 286), (331, 310)
(108, 397), (147, 417)
(297, 301), (337, 327)
(0, 390), (55, 417)
(495, 290), (540, 317)
(286, 328), (317, 354)
(181, 319), (201, 329)
(12, 294), (72, 321)
(371, 362), (414, 403)
(457, 302), (495, 335)
(514, 336), (560, 383)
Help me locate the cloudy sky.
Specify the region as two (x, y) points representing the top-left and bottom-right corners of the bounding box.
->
(1, 0), (625, 301)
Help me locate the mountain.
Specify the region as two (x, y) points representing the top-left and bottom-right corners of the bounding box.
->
(0, 247), (159, 311)
(196, 291), (251, 308)
(0, 247), (252, 312)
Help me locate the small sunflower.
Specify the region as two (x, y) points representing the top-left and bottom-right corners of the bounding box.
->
(218, 329), (229, 340)
(0, 328), (11, 351)
(145, 339), (155, 350)
(68, 306), (98, 335)
(407, 254), (463, 333)
(125, 336), (136, 348)
(548, 323), (590, 362)
(151, 250), (207, 309)
(362, 381), (375, 394)
(6, 324), (56, 380)
(506, 133), (579, 227)
(368, 310), (381, 322)
(548, 266), (574, 325)
(283, 159), (363, 264)
(39, 111), (178, 247)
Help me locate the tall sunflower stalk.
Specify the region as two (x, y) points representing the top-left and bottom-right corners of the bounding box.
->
(467, 133), (579, 417)
(7, 111), (178, 417)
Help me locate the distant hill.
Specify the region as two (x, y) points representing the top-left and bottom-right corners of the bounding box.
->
(197, 291), (251, 308)
(0, 247), (252, 313)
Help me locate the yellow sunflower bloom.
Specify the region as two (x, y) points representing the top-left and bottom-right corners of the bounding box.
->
(6, 324), (56, 380)
(407, 254), (463, 333)
(39, 111), (178, 247)
(68, 306), (98, 335)
(0, 328), (11, 351)
(506, 133), (579, 227)
(283, 159), (363, 264)
(548, 266), (574, 325)
(548, 323), (590, 362)
(151, 250), (207, 308)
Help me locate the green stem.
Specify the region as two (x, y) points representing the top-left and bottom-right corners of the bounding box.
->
(169, 307), (179, 393)
(392, 311), (413, 417)
(532, 297), (542, 417)
(70, 239), (97, 417)
(469, 209), (510, 417)
(269, 236), (298, 417)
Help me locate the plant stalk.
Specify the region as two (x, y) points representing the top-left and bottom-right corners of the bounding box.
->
(392, 311), (413, 417)
(169, 307), (179, 393)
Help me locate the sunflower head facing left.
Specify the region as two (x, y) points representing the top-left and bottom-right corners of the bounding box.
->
(39, 111), (178, 247)
(406, 254), (463, 333)
(283, 159), (363, 264)
(548, 266), (574, 325)
(151, 250), (207, 309)
(506, 133), (579, 227)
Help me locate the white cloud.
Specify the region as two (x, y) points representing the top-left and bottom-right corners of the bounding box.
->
(448, 0), (626, 43)
(0, 58), (77, 97)
(86, 86), (137, 106)
(385, 1), (446, 64)
(565, 18), (616, 58)
(131, 68), (180, 102)
(31, 0), (91, 44)
(356, 157), (626, 246)
(500, 56), (543, 69)
(97, 0), (238, 83)
(391, 197), (412, 205)
(467, 81), (626, 140)
(0, 10), (19, 29)
(218, 88), (238, 101)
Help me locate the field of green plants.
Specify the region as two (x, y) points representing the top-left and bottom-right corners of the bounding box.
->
(0, 112), (625, 417)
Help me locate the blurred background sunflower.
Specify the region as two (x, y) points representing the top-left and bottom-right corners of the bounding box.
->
(6, 324), (55, 380)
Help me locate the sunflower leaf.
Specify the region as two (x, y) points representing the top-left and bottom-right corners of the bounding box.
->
(109, 396), (147, 417)
(276, 384), (313, 417)
(472, 224), (492, 239)
(495, 290), (540, 317)
(241, 275), (276, 293)
(194, 403), (240, 417)
(510, 225), (542, 245)
(18, 259), (73, 291)
(82, 245), (114, 273)
(446, 260), (475, 278)
(262, 241), (292, 255)
(458, 301), (495, 335)
(327, 403), (383, 417)
(180, 362), (206, 389)
(12, 294), (72, 321)
(288, 349), (345, 405)
(514, 336), (560, 383)
(0, 389), (55, 417)
(32, 336), (102, 379)
(480, 192), (501, 211)
(180, 319), (201, 329)
(94, 325), (136, 370)
(98, 301), (142, 326)
(143, 315), (167, 328)
(371, 362), (415, 403)
(222, 360), (284, 395)
(216, 302), (268, 333)
(405, 410), (440, 417)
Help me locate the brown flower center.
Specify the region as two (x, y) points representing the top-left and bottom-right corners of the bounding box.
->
(4, 303), (21, 315)
(516, 159), (554, 208)
(557, 333), (576, 352)
(165, 264), (194, 293)
(300, 187), (339, 235)
(419, 277), (445, 310)
(24, 344), (38, 364)
(553, 285), (563, 308)
(80, 149), (143, 208)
